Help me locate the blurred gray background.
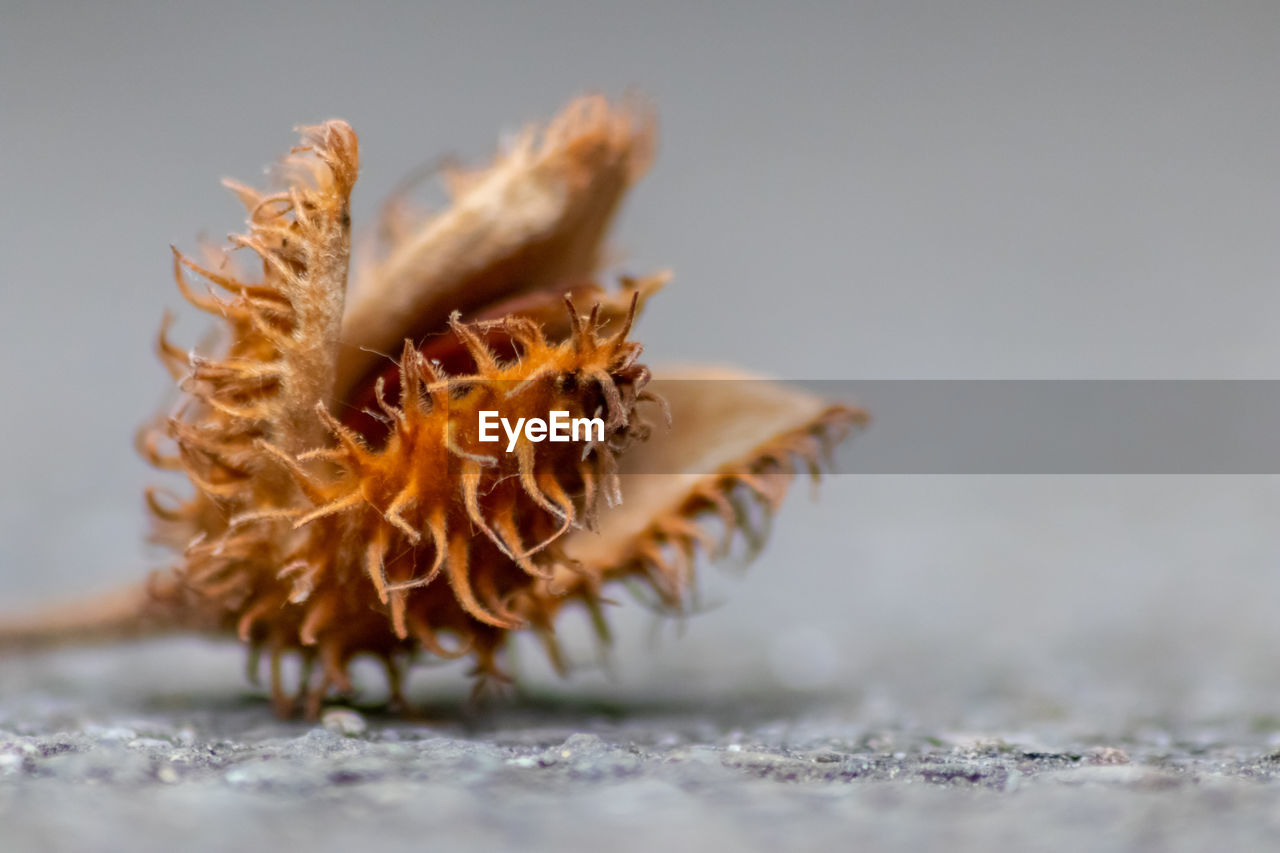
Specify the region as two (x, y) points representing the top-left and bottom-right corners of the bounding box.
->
(5, 0), (1280, 731)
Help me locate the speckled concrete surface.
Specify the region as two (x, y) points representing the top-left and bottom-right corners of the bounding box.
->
(7, 638), (1280, 853)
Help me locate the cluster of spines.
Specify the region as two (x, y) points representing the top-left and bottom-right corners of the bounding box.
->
(246, 297), (657, 674)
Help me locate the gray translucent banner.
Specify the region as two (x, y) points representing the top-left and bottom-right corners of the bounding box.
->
(795, 380), (1280, 474)
(436, 379), (1280, 475)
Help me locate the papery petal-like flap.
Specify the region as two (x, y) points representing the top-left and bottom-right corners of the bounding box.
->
(336, 95), (654, 398)
(555, 367), (866, 602)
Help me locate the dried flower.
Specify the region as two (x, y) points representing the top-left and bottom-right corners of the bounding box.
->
(1, 96), (864, 717)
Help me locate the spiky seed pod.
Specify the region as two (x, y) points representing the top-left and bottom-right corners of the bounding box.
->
(0, 97), (864, 719)
(239, 298), (658, 713)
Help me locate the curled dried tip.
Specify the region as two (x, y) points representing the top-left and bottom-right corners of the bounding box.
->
(221, 178), (263, 215)
(614, 289), (640, 342)
(444, 92), (655, 197)
(533, 91), (655, 179)
(292, 119), (361, 196)
(831, 401), (871, 430)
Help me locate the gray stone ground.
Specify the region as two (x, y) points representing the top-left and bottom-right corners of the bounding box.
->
(5, 644), (1280, 853)
(7, 478), (1280, 852)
